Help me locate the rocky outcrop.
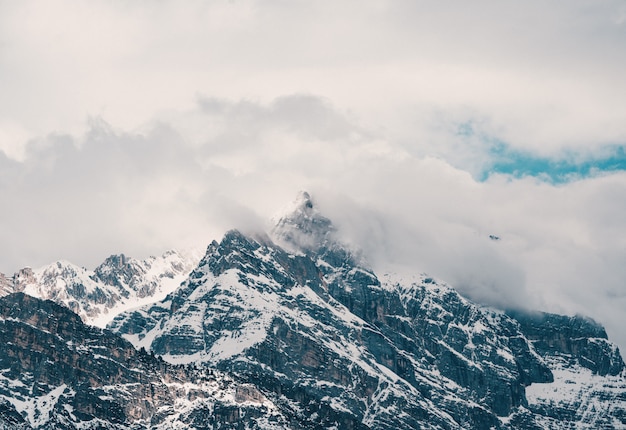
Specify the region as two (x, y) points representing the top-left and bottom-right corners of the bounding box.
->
(501, 310), (626, 428)
(12, 267), (37, 292)
(0, 398), (30, 429)
(509, 310), (625, 376)
(0, 293), (166, 424)
(0, 293), (292, 429)
(0, 274), (12, 297)
(93, 250), (195, 299)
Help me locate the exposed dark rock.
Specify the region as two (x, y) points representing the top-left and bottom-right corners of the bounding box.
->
(0, 293), (296, 429)
(508, 310), (625, 376)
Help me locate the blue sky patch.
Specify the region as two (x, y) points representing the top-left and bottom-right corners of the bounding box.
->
(480, 143), (626, 183)
(451, 120), (626, 182)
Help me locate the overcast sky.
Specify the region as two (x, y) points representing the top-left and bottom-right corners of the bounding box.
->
(1, 0), (626, 350)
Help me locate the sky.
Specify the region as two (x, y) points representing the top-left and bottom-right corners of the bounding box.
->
(1, 1), (626, 350)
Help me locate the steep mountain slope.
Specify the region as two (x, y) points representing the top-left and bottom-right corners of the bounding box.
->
(508, 311), (626, 428)
(109, 192), (625, 429)
(0, 250), (199, 327)
(0, 293), (290, 429)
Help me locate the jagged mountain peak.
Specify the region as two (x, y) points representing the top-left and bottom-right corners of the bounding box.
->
(0, 250), (200, 328)
(290, 190), (315, 211)
(97, 253), (130, 269)
(271, 191), (335, 254)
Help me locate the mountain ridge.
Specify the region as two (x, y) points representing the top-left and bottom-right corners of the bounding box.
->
(0, 192), (624, 428)
(0, 249), (200, 327)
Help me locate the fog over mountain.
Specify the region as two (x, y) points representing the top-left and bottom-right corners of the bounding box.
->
(1, 1), (625, 354)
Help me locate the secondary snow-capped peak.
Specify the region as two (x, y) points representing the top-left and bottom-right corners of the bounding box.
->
(271, 191), (335, 254)
(0, 249), (201, 328)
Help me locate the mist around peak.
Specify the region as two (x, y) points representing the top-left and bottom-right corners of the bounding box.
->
(270, 191), (336, 255)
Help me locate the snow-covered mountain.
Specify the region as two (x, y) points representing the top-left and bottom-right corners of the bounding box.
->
(0, 249), (200, 327)
(108, 192), (625, 429)
(0, 292), (290, 429)
(0, 192), (624, 429)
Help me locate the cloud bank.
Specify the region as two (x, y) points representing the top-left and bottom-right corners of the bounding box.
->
(1, 1), (625, 351)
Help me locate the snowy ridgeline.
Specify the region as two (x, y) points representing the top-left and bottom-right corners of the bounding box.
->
(0, 249), (201, 327)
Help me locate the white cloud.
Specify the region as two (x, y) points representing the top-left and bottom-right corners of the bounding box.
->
(2, 1), (626, 153)
(1, 1), (625, 351)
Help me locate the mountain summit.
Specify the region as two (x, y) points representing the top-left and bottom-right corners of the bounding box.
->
(271, 191), (335, 253)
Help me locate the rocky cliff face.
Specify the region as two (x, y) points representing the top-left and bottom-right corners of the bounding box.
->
(0, 249), (199, 327)
(508, 310), (624, 376)
(0, 274), (12, 298)
(506, 310), (626, 428)
(0, 293), (293, 429)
